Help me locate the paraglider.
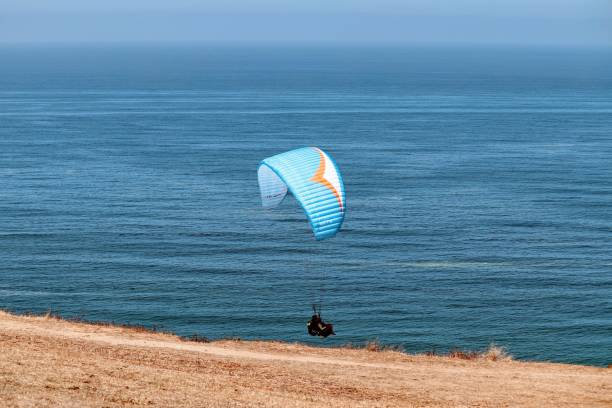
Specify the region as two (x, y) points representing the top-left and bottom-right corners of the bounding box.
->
(257, 147), (345, 337)
(258, 146), (345, 240)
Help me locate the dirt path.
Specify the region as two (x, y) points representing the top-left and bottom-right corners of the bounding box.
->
(0, 316), (421, 372)
(1, 311), (610, 407)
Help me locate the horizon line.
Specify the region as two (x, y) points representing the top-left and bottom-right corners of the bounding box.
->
(1, 40), (610, 50)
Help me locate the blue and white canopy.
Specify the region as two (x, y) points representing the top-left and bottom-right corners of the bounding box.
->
(258, 147), (346, 240)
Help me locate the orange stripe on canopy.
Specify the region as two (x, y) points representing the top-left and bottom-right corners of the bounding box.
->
(310, 149), (343, 211)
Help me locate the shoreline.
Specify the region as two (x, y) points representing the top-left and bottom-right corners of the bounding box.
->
(1, 310), (610, 407)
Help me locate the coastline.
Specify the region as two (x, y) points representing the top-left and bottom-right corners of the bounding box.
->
(1, 310), (610, 407)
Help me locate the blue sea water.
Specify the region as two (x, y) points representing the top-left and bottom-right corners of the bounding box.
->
(1, 45), (611, 366)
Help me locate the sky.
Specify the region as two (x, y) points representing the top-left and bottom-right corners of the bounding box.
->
(1, 0), (611, 46)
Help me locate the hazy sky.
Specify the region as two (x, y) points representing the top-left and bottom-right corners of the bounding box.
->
(2, 0), (611, 46)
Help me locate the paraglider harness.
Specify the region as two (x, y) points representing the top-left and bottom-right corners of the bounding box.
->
(307, 305), (335, 338)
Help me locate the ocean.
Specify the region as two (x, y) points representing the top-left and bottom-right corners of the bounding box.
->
(1, 45), (611, 366)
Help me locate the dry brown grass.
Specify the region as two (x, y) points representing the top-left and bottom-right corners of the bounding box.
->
(1, 310), (610, 408)
(351, 339), (509, 362)
(35, 309), (171, 335)
(480, 343), (512, 361)
(361, 339), (404, 353)
(425, 344), (513, 362)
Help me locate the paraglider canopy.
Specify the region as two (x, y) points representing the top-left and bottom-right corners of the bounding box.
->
(258, 147), (345, 240)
